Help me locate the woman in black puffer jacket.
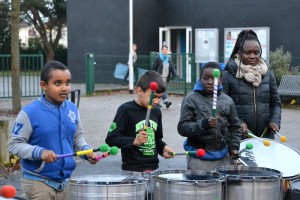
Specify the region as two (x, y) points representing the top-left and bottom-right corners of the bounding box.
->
(222, 30), (281, 139)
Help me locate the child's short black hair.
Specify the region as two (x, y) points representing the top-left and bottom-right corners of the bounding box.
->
(200, 62), (222, 78)
(41, 61), (69, 83)
(136, 71), (166, 94)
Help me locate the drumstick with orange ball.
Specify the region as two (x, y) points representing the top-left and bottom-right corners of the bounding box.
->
(247, 132), (271, 147)
(275, 131), (287, 142)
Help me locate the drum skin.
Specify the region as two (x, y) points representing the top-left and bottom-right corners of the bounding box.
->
(215, 166), (282, 200)
(238, 138), (300, 179)
(153, 169), (224, 200)
(69, 175), (146, 200)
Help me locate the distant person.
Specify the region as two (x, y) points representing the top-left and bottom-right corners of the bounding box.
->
(106, 71), (174, 199)
(8, 61), (97, 200)
(123, 43), (138, 85)
(177, 62), (241, 171)
(152, 45), (180, 108)
(222, 29), (281, 139)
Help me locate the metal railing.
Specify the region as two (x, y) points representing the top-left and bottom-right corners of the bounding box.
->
(0, 54), (44, 98)
(85, 53), (197, 96)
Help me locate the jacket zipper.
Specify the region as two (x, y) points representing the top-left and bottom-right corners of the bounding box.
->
(253, 86), (257, 134)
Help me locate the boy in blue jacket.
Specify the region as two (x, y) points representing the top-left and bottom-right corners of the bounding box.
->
(8, 61), (97, 200)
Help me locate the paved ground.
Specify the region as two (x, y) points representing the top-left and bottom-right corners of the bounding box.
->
(1, 85), (300, 197)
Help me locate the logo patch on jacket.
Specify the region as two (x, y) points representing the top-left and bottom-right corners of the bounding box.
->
(68, 110), (76, 123)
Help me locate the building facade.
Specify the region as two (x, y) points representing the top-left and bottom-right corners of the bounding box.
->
(67, 0), (300, 83)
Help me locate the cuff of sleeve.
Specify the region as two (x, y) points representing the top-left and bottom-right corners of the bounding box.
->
(202, 119), (210, 130)
(81, 145), (92, 160)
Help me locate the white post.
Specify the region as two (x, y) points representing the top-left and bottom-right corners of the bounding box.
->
(128, 0), (134, 92)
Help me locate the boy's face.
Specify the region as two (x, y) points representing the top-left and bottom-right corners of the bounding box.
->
(200, 68), (222, 94)
(40, 69), (71, 104)
(136, 87), (163, 108)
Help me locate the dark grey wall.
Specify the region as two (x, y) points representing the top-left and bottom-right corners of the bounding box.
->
(68, 0), (300, 83)
(162, 0), (300, 63)
(67, 0), (160, 83)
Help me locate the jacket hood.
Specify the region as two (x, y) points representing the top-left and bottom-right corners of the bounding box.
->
(193, 79), (223, 91)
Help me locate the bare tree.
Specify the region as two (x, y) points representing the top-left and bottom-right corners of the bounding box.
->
(21, 0), (66, 62)
(11, 0), (21, 113)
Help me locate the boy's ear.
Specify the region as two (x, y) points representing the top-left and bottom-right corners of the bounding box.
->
(40, 81), (47, 91)
(135, 86), (142, 95)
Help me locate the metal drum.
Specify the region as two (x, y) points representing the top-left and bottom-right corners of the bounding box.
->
(153, 169), (224, 200)
(69, 175), (146, 200)
(215, 166), (282, 200)
(239, 138), (300, 192)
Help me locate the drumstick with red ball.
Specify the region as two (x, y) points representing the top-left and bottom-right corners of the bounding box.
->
(56, 143), (110, 159)
(275, 131), (287, 142)
(247, 132), (271, 147)
(144, 82), (158, 130)
(212, 69), (221, 117)
(169, 149), (206, 158)
(0, 185), (16, 199)
(95, 146), (119, 161)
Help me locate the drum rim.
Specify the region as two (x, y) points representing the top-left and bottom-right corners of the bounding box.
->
(215, 165), (282, 180)
(69, 175), (145, 184)
(153, 169), (224, 183)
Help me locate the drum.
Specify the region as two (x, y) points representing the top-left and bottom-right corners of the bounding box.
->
(239, 138), (300, 191)
(153, 169), (224, 200)
(283, 179), (300, 200)
(215, 166), (282, 200)
(69, 175), (146, 200)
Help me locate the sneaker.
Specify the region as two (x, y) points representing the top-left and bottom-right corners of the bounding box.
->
(165, 101), (172, 108)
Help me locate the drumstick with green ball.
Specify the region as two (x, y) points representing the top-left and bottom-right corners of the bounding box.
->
(247, 132), (271, 146)
(212, 69), (220, 117)
(56, 143), (110, 159)
(95, 146), (119, 161)
(238, 143), (254, 155)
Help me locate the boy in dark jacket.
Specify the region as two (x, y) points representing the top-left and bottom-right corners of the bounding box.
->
(178, 62), (241, 171)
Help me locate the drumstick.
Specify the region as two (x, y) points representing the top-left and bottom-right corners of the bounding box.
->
(144, 82), (158, 130)
(275, 131), (287, 142)
(239, 142), (254, 155)
(56, 143), (110, 159)
(169, 149), (206, 158)
(95, 146), (119, 161)
(0, 185), (16, 198)
(247, 132), (271, 146)
(212, 69), (220, 117)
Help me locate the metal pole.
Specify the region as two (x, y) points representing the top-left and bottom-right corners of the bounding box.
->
(129, 0), (134, 93)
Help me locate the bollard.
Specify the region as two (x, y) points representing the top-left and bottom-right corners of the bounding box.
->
(85, 53), (95, 95)
(0, 119), (10, 162)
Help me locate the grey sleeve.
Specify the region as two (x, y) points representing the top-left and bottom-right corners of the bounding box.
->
(8, 110), (44, 160)
(73, 111), (91, 152)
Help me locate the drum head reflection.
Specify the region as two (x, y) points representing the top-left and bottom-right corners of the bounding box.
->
(239, 139), (300, 179)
